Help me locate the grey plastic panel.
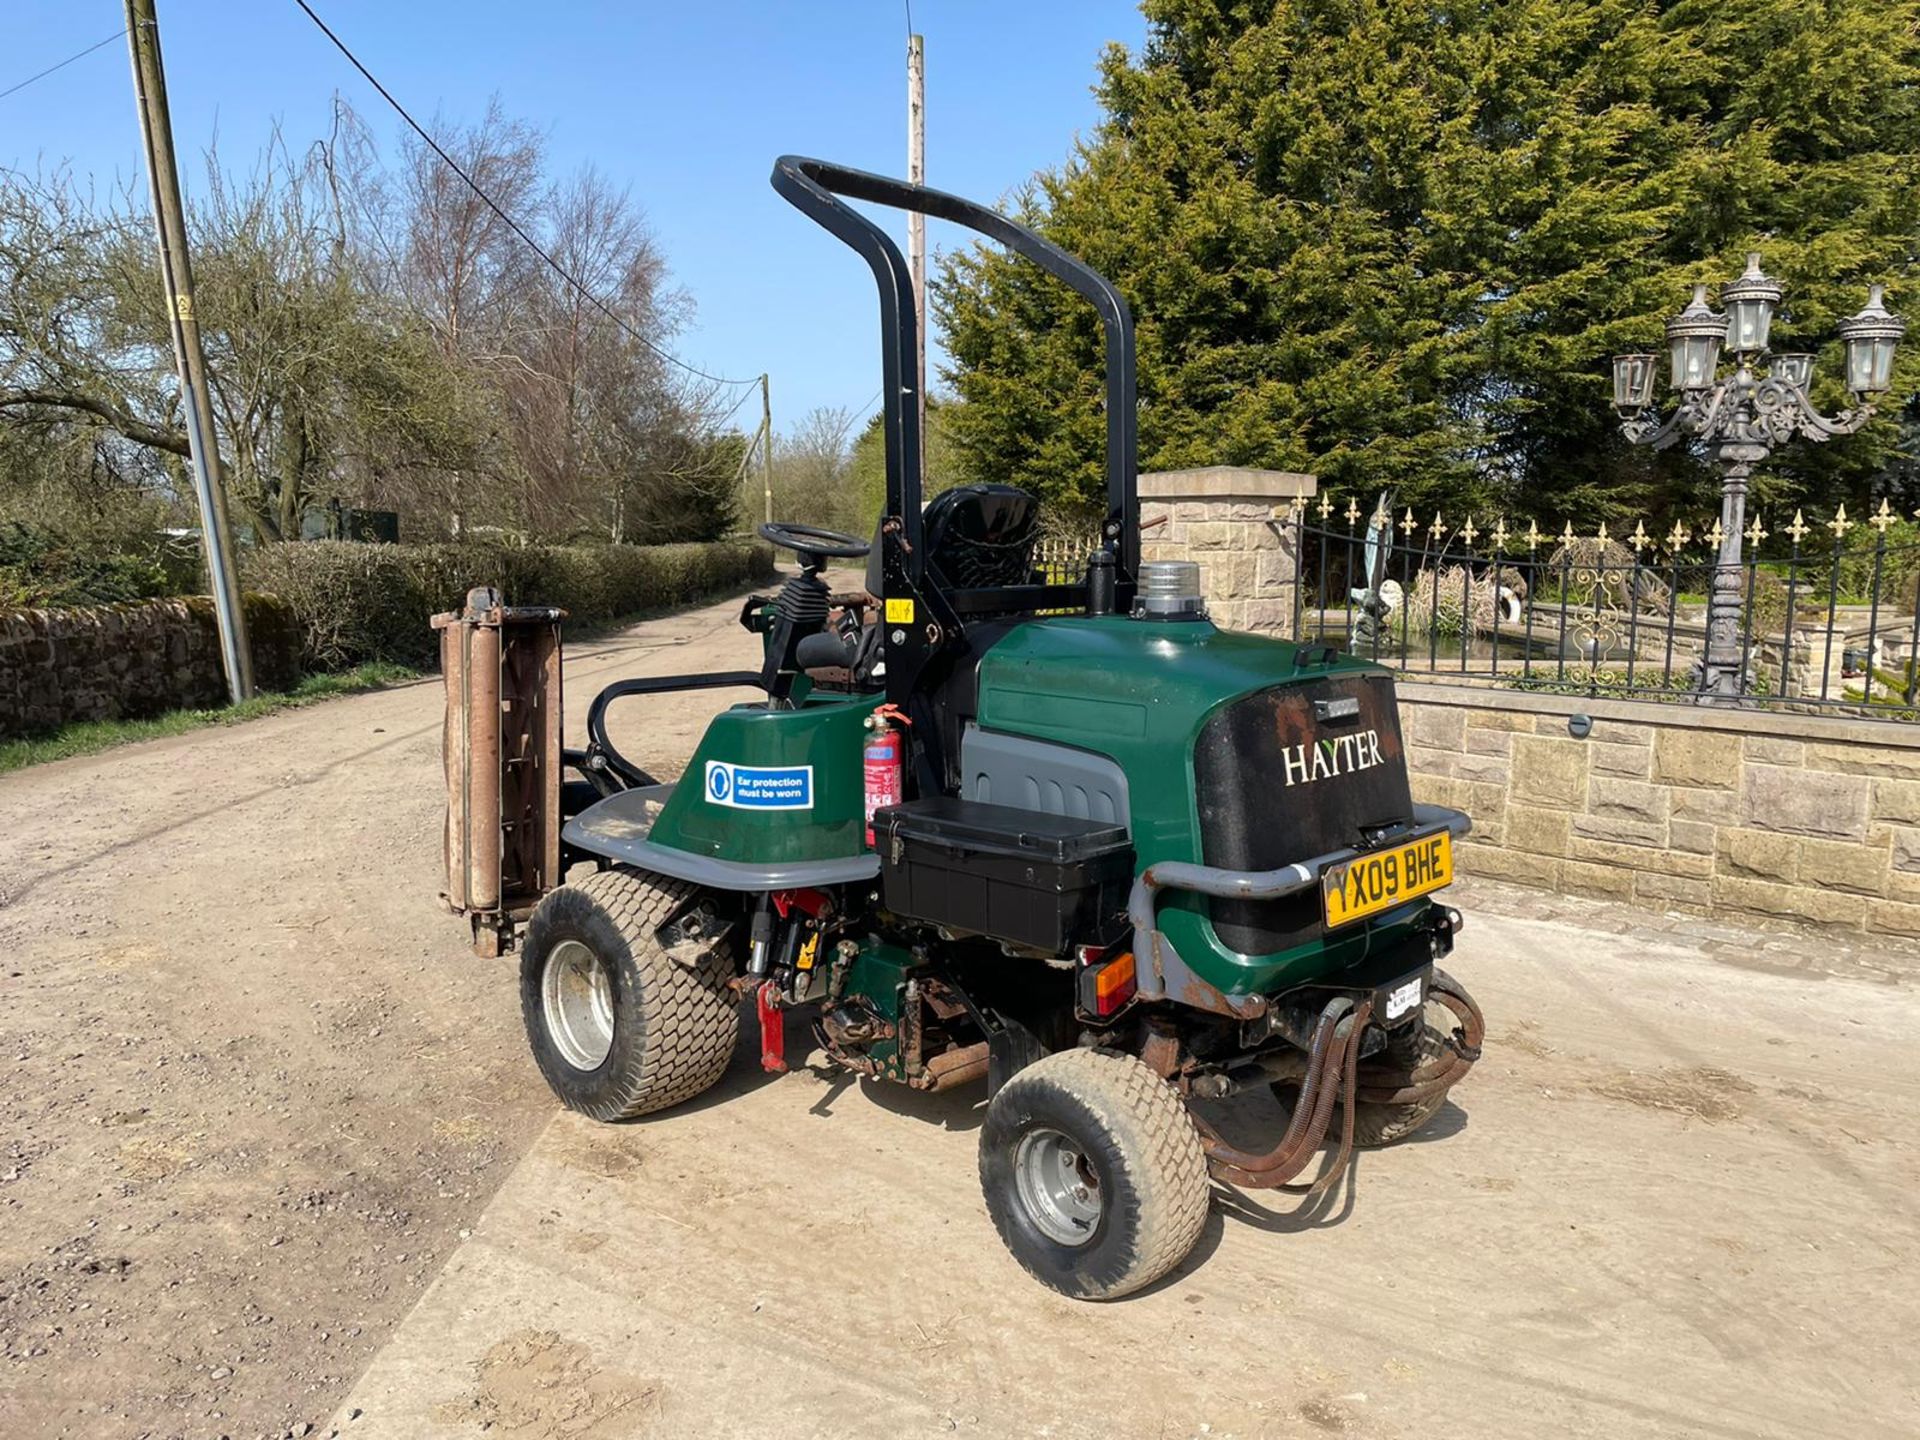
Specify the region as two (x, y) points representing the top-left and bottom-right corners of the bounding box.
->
(960, 724), (1131, 830)
(564, 784), (881, 891)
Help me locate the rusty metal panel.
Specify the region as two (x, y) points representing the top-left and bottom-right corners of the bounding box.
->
(432, 587), (566, 953)
(498, 615), (564, 907)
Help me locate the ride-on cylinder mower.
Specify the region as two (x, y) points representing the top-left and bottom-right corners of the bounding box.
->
(435, 156), (1484, 1300)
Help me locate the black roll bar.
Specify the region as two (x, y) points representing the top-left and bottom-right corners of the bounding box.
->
(584, 671), (765, 788)
(769, 156), (1141, 580)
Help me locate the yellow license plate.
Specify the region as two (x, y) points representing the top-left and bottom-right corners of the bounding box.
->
(1321, 830), (1452, 928)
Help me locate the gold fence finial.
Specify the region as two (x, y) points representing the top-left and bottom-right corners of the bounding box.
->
(1871, 498), (1896, 533)
(1317, 492), (1333, 520)
(1830, 503), (1852, 540)
(1461, 516), (1479, 546)
(1630, 520), (1649, 552)
(1560, 520), (1576, 545)
(1493, 517), (1510, 550)
(1596, 520), (1611, 545)
(1345, 495), (1362, 525)
(1431, 510), (1448, 541)
(1525, 519), (1542, 550)
(1745, 513), (1768, 545)
(1785, 509), (1809, 544)
(1707, 518), (1726, 549)
(1666, 519), (1690, 551)
(1401, 507), (1418, 537)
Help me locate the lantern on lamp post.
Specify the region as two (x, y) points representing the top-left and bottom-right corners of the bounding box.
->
(1665, 284), (1726, 390)
(1612, 351), (1656, 411)
(1838, 285), (1904, 395)
(1611, 255), (1905, 701)
(1720, 254), (1784, 356)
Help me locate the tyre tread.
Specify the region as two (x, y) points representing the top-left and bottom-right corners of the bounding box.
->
(523, 868), (737, 1122)
(985, 1048), (1209, 1299)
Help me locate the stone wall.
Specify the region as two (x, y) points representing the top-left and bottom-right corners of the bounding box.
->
(0, 595), (301, 739)
(1139, 467), (1316, 636)
(1397, 682), (1920, 939)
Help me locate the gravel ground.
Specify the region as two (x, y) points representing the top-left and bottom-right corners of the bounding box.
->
(0, 593), (756, 1440)
(3, 583), (1916, 1439)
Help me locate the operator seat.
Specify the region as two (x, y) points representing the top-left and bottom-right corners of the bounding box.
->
(923, 485), (1041, 589)
(861, 484), (1044, 597)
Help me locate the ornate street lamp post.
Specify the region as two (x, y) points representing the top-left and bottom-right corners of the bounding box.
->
(1612, 256), (1905, 699)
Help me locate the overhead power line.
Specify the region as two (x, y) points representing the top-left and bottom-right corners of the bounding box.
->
(709, 380), (761, 432)
(0, 28), (127, 103)
(289, 0), (760, 391)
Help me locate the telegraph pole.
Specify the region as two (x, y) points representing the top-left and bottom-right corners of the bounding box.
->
(907, 30), (926, 474)
(760, 373), (775, 527)
(125, 0), (252, 701)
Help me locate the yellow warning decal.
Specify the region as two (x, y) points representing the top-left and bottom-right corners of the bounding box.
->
(885, 598), (916, 624)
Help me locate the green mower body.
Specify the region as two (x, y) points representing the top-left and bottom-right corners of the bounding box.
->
(446, 155), (1483, 1301)
(623, 618), (1448, 1008)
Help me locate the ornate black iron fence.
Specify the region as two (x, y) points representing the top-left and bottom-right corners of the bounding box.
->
(1287, 494), (1920, 720)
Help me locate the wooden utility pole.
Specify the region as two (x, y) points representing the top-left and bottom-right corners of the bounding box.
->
(907, 31), (926, 474)
(760, 373), (775, 526)
(125, 0), (252, 701)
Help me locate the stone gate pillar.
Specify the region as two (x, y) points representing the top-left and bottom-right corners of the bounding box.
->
(1138, 467), (1317, 636)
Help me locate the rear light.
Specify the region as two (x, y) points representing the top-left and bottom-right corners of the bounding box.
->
(1092, 951), (1137, 1016)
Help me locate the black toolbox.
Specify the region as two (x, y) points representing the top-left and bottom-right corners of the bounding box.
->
(873, 797), (1134, 953)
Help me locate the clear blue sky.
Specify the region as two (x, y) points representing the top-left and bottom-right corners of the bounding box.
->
(3, 1), (1146, 431)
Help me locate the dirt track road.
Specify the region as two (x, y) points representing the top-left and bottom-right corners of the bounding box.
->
(3, 584), (1919, 1440)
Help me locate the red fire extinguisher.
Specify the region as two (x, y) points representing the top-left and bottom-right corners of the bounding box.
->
(864, 704), (910, 846)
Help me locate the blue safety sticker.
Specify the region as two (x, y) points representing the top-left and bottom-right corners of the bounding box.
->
(704, 760), (813, 810)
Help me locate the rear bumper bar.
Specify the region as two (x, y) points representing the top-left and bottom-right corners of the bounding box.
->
(1127, 803), (1471, 1015)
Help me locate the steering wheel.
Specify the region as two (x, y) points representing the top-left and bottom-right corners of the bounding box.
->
(759, 521), (870, 562)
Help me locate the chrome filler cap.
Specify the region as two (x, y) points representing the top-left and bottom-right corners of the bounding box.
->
(1134, 560), (1207, 620)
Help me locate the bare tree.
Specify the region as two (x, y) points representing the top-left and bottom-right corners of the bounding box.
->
(0, 168), (183, 461)
(1, 96), (737, 549)
(767, 406), (857, 529)
(508, 166), (664, 533)
(397, 97), (541, 362)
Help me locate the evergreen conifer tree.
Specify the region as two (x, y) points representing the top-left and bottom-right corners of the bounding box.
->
(938, 0), (1920, 525)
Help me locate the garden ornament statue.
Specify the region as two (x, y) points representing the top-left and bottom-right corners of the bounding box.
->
(1349, 490), (1398, 649)
(1612, 256), (1904, 700)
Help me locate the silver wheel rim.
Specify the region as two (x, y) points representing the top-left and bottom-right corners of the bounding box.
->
(542, 939), (614, 1071)
(1014, 1126), (1104, 1247)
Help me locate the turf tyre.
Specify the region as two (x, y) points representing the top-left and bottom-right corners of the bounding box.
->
(1272, 1000), (1452, 1147)
(980, 1048), (1210, 1300)
(1345, 1015), (1450, 1146)
(519, 868), (737, 1121)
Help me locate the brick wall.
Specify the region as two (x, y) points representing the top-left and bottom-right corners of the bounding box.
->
(0, 595), (301, 739)
(1398, 682), (1920, 939)
(1139, 467), (1315, 636)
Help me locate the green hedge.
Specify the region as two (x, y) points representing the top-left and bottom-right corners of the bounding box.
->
(244, 538), (775, 671)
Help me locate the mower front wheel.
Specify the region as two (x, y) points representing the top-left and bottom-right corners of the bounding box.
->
(979, 1048), (1210, 1301)
(519, 868), (739, 1121)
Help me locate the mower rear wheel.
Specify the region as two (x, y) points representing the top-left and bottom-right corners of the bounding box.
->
(1272, 1007), (1450, 1148)
(1346, 1017), (1450, 1146)
(980, 1048), (1210, 1301)
(519, 868), (738, 1121)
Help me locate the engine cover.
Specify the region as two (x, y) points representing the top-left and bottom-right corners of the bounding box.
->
(1192, 672), (1414, 955)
